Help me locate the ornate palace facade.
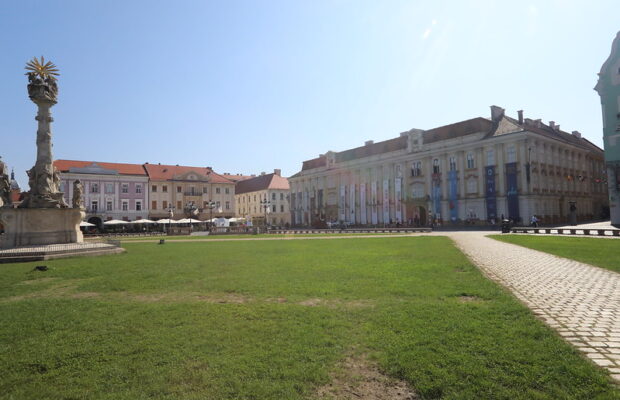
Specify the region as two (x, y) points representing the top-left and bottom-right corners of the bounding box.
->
(289, 106), (608, 227)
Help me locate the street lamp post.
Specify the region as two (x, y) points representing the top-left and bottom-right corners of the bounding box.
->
(205, 200), (216, 232)
(260, 195), (271, 231)
(184, 201), (198, 234)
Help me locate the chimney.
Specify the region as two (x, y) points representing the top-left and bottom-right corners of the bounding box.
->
(572, 130), (582, 138)
(549, 121), (555, 130)
(260, 172), (266, 176)
(517, 110), (524, 124)
(274, 169), (281, 176)
(555, 124), (560, 132)
(365, 140), (374, 146)
(400, 132), (408, 137)
(490, 105), (505, 122)
(535, 119), (542, 128)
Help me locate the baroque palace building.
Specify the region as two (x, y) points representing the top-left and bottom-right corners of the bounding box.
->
(289, 106), (608, 227)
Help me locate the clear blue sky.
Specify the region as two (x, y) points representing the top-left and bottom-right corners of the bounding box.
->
(1, 1), (617, 187)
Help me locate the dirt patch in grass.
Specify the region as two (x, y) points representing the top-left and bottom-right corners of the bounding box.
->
(317, 354), (417, 400)
(18, 277), (58, 285)
(298, 298), (373, 309)
(458, 295), (484, 303)
(71, 292), (101, 299)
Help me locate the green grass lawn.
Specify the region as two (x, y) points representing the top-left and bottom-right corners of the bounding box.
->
(490, 235), (620, 273)
(1, 237), (618, 399)
(113, 232), (410, 242)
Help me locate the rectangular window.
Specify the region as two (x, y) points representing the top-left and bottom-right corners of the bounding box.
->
(466, 153), (475, 169)
(162, 185), (168, 192)
(136, 185), (142, 194)
(121, 184), (129, 193)
(203, 186), (208, 194)
(122, 201), (128, 211)
(280, 193), (284, 200)
(449, 156), (457, 171)
(177, 201), (182, 210)
(162, 200), (168, 209)
(507, 145), (517, 163)
(91, 201), (98, 211)
(433, 159), (440, 174)
(216, 187), (221, 194)
(177, 186), (182, 193)
(59, 182), (65, 193)
(152, 185), (157, 192)
(486, 149), (495, 166)
(280, 205), (284, 212)
(272, 205), (276, 212)
(91, 183), (99, 193)
(136, 201), (142, 211)
(412, 161), (421, 177)
(225, 187), (230, 194)
(152, 200), (157, 210)
(106, 201), (112, 211)
(272, 192), (276, 200)
(225, 201), (230, 210)
(216, 201), (221, 209)
(105, 183), (114, 193)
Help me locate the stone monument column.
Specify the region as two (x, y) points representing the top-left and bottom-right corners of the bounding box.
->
(0, 57), (83, 249)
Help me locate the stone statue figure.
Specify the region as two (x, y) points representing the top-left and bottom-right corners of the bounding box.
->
(72, 180), (83, 209)
(0, 160), (11, 207)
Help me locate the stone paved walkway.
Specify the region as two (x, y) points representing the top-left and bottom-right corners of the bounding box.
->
(449, 232), (620, 381)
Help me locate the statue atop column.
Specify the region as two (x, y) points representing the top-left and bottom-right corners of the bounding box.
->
(19, 57), (67, 208)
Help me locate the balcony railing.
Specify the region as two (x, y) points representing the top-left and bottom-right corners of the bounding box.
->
(184, 191), (204, 196)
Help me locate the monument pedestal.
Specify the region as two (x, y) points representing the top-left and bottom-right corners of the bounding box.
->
(0, 208), (84, 249)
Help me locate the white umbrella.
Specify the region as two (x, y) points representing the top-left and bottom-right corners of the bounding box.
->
(229, 217), (245, 222)
(156, 218), (181, 224)
(103, 219), (129, 225)
(130, 219), (156, 224)
(80, 221), (95, 227)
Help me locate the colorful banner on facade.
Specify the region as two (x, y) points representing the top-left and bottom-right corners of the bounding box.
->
(382, 179), (390, 223)
(297, 191), (302, 224)
(505, 162), (520, 220)
(485, 166), (497, 220)
(432, 179), (442, 217)
(360, 183), (367, 224)
(371, 181), (378, 224)
(448, 170), (458, 222)
(349, 184), (356, 223)
(395, 178), (402, 223)
(339, 185), (346, 222)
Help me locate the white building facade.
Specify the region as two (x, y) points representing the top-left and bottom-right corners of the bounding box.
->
(289, 107), (608, 227)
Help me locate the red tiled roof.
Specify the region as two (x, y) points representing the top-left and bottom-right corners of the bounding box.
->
(54, 160), (147, 175)
(143, 163), (234, 184)
(235, 173), (290, 194)
(423, 118), (493, 144)
(302, 156), (327, 171)
(335, 136), (408, 163)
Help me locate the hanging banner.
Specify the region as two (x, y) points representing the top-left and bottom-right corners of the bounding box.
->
(339, 185), (346, 222)
(485, 166), (497, 220)
(448, 170), (458, 222)
(395, 178), (402, 223)
(505, 162), (520, 220)
(360, 183), (367, 224)
(349, 184), (356, 223)
(383, 179), (390, 223)
(371, 181), (378, 224)
(432, 179), (442, 217)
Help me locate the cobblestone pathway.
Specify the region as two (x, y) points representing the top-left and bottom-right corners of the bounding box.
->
(449, 232), (620, 381)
